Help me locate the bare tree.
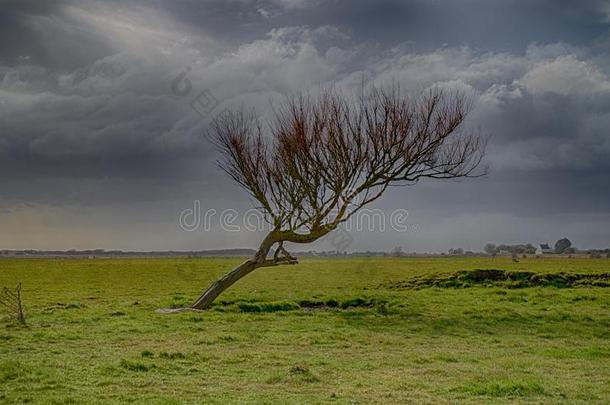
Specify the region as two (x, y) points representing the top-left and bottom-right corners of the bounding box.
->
(192, 86), (486, 309)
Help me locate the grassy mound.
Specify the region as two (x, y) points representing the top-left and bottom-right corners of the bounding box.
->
(388, 269), (610, 289)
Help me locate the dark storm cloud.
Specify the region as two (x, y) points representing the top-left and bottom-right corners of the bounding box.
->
(160, 0), (610, 51)
(0, 0), (116, 70)
(297, 0), (608, 51)
(1, 0), (609, 250)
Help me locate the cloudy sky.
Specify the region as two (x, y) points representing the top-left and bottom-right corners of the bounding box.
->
(1, 0), (609, 252)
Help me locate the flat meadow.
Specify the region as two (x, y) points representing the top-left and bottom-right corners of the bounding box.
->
(0, 257), (609, 404)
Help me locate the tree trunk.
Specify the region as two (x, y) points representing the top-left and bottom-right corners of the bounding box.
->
(191, 260), (258, 310)
(191, 231), (279, 310)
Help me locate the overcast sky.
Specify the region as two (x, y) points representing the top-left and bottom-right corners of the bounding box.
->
(1, 0), (609, 252)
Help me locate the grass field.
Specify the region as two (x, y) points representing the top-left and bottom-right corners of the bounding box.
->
(0, 257), (609, 404)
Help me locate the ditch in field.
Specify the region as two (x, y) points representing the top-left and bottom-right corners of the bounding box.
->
(212, 297), (384, 313)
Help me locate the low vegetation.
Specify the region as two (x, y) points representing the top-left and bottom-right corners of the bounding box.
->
(388, 268), (610, 289)
(0, 257), (609, 403)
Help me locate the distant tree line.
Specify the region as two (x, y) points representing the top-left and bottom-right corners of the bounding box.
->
(446, 248), (479, 256)
(483, 238), (610, 256)
(484, 238), (581, 256)
(484, 243), (537, 256)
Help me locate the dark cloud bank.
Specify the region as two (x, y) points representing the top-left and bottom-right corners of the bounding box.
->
(1, 0), (609, 251)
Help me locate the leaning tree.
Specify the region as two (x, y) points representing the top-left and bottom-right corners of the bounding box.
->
(192, 86), (486, 310)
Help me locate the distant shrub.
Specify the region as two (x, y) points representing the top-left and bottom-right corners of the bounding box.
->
(159, 352), (186, 360)
(119, 359), (152, 372)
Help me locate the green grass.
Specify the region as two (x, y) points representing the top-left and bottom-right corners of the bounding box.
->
(0, 257), (609, 403)
(456, 378), (547, 397)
